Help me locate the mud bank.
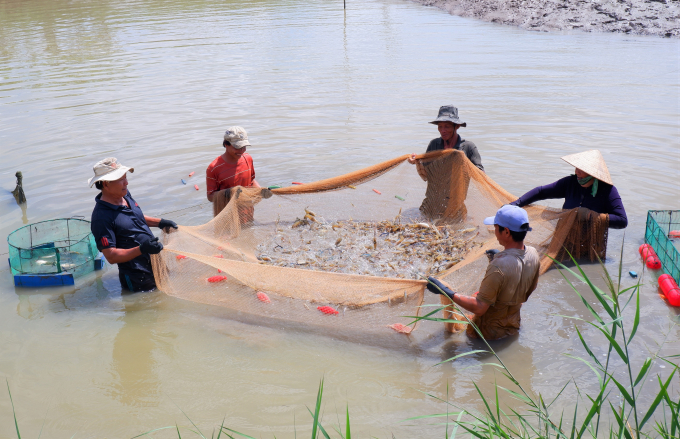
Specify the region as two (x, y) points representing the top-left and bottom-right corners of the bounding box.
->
(412, 0), (680, 37)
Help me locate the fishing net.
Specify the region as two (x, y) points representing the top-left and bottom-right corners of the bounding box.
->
(151, 150), (609, 338)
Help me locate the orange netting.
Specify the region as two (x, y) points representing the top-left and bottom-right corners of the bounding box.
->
(151, 150), (608, 337)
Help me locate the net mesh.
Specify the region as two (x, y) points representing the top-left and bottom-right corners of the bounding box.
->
(151, 151), (608, 337)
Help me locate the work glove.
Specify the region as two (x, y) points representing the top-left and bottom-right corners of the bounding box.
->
(139, 236), (163, 255)
(485, 249), (499, 262)
(158, 218), (178, 231)
(426, 276), (455, 299)
(261, 188), (273, 199)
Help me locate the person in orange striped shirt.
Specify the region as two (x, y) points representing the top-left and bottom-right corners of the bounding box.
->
(206, 126), (261, 202)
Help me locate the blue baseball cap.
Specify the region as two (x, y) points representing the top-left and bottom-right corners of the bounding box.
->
(483, 205), (532, 232)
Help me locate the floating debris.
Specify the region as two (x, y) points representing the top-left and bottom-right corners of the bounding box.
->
(317, 306), (339, 315)
(189, 171), (195, 177)
(347, 185), (356, 189)
(292, 181), (303, 185)
(395, 195), (405, 201)
(181, 179), (186, 185)
(194, 184), (199, 190)
(256, 291), (271, 303)
(207, 275), (228, 283)
(373, 189), (382, 195)
(12, 171), (26, 204)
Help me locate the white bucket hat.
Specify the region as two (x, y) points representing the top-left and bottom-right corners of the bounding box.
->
(88, 157), (134, 187)
(561, 150), (613, 185)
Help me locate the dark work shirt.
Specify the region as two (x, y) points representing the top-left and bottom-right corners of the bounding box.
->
(510, 175), (628, 229)
(426, 136), (484, 171)
(91, 191), (155, 277)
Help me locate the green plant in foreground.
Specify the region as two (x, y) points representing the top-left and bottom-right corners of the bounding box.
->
(409, 243), (679, 438)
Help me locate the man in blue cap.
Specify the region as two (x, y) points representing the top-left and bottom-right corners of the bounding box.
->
(427, 205), (540, 340)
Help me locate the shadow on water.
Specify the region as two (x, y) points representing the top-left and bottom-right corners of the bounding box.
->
(14, 271), (117, 318)
(108, 293), (163, 407)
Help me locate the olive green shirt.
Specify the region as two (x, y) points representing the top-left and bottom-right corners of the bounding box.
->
(468, 246), (540, 340)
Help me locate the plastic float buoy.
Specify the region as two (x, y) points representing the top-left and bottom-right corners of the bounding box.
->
(207, 275), (228, 283)
(669, 230), (680, 239)
(658, 274), (680, 307)
(639, 244), (662, 270)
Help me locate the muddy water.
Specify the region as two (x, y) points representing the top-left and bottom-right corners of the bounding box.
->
(0, 0), (679, 436)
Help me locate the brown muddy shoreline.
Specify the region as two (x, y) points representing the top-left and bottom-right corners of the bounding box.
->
(411, 0), (680, 38)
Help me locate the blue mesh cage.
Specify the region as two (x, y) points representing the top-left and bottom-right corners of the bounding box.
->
(644, 210), (680, 284)
(7, 218), (98, 278)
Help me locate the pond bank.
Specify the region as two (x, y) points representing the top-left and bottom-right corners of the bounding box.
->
(410, 0), (680, 37)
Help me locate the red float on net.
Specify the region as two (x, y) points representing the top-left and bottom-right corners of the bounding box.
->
(658, 274), (680, 307)
(639, 244), (662, 270)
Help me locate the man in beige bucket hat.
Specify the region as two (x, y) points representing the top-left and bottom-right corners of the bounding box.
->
(89, 157), (178, 292)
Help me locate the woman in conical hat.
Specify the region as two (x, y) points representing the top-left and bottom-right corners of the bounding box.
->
(510, 150), (627, 229)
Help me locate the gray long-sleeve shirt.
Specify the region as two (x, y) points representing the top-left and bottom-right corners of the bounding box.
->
(425, 136), (484, 171)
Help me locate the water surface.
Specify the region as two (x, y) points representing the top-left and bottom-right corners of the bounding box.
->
(0, 0), (679, 436)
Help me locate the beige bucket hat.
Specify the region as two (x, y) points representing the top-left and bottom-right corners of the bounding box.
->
(561, 150), (613, 185)
(88, 157), (134, 187)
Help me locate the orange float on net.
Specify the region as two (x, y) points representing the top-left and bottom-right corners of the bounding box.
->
(207, 275), (228, 283)
(256, 291), (271, 303)
(317, 306), (339, 315)
(669, 230), (680, 239)
(189, 171), (195, 177)
(388, 323), (412, 334)
(373, 189), (381, 195)
(194, 184), (199, 190)
(658, 274), (680, 307)
(176, 255), (187, 260)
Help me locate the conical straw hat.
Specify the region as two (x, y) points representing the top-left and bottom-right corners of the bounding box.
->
(560, 150), (613, 185)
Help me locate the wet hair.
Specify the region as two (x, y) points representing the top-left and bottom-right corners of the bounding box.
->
(95, 181), (104, 190)
(497, 225), (528, 243)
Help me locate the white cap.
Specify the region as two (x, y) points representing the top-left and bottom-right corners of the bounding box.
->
(88, 157), (134, 187)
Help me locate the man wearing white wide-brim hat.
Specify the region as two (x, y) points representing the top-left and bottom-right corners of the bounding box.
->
(509, 150), (627, 229)
(89, 157), (178, 292)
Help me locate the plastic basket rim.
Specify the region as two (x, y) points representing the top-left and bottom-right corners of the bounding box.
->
(7, 217), (92, 250)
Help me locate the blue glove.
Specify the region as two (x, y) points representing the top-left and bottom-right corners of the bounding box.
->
(158, 218), (178, 231)
(427, 276), (455, 299)
(139, 236), (163, 255)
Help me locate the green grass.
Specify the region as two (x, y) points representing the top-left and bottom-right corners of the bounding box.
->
(5, 241), (678, 438)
